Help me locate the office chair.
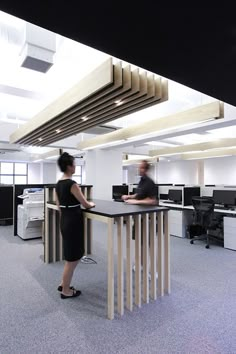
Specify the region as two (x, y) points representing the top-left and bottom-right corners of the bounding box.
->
(187, 197), (221, 249)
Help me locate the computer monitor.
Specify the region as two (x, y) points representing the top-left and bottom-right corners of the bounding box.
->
(213, 190), (236, 207)
(112, 185), (128, 200)
(168, 189), (182, 203)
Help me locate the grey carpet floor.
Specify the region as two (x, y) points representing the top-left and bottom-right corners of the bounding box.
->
(0, 222), (235, 354)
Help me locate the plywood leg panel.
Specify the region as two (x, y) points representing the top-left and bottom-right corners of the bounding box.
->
(142, 213), (149, 303)
(107, 218), (114, 320)
(126, 216), (133, 311)
(158, 212), (164, 296)
(135, 214), (141, 308)
(117, 217), (124, 316)
(164, 211), (170, 294)
(150, 213), (157, 300)
(84, 216), (88, 256)
(87, 219), (92, 254)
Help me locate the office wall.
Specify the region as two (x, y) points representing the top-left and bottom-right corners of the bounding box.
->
(157, 160), (198, 185)
(42, 163), (57, 184)
(204, 156), (236, 185)
(85, 149), (123, 200)
(27, 163), (42, 184)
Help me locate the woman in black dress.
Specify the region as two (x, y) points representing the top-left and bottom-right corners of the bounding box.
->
(55, 152), (95, 299)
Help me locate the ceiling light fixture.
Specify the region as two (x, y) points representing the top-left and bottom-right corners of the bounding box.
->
(38, 138), (43, 142)
(10, 58), (167, 146)
(81, 116), (88, 122)
(0, 117), (27, 125)
(55, 129), (61, 133)
(83, 139), (125, 150)
(145, 141), (178, 147)
(149, 137), (236, 157)
(180, 147), (236, 160)
(115, 100), (124, 106)
(78, 101), (223, 151)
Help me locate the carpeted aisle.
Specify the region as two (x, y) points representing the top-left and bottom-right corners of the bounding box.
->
(0, 222), (235, 353)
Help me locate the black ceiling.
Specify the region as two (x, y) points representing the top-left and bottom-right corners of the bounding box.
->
(1, 2), (236, 106)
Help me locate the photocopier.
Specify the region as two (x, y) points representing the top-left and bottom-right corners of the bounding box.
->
(17, 188), (44, 240)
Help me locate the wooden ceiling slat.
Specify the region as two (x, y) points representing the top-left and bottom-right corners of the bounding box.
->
(10, 59), (168, 146)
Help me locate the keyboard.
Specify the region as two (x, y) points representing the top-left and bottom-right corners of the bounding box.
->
(163, 201), (176, 204)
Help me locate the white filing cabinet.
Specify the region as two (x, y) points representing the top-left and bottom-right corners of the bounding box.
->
(224, 217), (236, 251)
(169, 209), (193, 238)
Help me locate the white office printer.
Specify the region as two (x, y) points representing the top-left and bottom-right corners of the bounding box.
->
(17, 188), (44, 240)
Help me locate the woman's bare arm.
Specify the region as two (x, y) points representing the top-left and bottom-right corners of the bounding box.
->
(71, 184), (95, 209)
(55, 192), (61, 215)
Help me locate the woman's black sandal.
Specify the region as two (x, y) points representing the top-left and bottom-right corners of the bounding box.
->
(61, 289), (81, 299)
(57, 285), (74, 292)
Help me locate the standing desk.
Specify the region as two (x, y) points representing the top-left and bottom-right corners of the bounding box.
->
(45, 199), (170, 320)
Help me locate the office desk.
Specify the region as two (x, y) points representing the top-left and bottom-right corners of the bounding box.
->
(160, 201), (236, 250)
(45, 200), (170, 320)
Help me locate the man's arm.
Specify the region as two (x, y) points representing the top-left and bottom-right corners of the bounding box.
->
(125, 197), (158, 205)
(121, 193), (137, 201)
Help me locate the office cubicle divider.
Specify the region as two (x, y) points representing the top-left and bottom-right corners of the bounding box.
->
(183, 187), (201, 206)
(0, 185), (13, 225)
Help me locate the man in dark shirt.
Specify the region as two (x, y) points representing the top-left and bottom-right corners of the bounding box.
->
(122, 160), (158, 205)
(122, 160), (158, 277)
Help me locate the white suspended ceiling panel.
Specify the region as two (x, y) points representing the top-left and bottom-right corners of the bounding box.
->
(10, 58), (168, 146)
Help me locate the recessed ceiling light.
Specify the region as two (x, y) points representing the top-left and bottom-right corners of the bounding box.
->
(115, 100), (124, 106)
(38, 138), (43, 142)
(145, 141), (179, 147)
(55, 129), (61, 133)
(81, 116), (88, 121)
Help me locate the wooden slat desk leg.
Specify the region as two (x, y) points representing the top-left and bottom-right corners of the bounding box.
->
(107, 218), (114, 320)
(87, 219), (92, 255)
(164, 211), (170, 294)
(44, 189), (49, 264)
(52, 209), (56, 263)
(84, 215), (88, 256)
(126, 216), (133, 311)
(150, 213), (157, 300)
(135, 214), (141, 307)
(143, 213), (149, 303)
(117, 217), (124, 316)
(158, 211), (164, 296)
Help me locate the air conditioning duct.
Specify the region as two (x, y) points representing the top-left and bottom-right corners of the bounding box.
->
(19, 23), (56, 73)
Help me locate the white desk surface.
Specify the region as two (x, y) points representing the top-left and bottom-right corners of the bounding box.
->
(159, 201), (236, 215)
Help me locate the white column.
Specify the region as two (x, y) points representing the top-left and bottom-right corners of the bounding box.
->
(197, 160), (204, 185)
(85, 149), (123, 200)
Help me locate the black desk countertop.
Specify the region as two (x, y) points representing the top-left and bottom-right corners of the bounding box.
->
(47, 199), (169, 218)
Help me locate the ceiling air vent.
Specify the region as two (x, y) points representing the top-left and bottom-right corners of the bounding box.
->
(19, 23), (56, 73)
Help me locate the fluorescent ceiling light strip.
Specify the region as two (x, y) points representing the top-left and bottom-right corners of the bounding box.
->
(0, 117), (27, 125)
(181, 147), (236, 160)
(149, 137), (236, 157)
(78, 101), (223, 150)
(83, 140), (125, 150)
(45, 155), (59, 160)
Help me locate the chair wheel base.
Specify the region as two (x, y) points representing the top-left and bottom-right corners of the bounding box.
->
(190, 240), (194, 244)
(205, 245), (209, 249)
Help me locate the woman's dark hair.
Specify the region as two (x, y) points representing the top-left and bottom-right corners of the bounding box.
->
(57, 152), (74, 172)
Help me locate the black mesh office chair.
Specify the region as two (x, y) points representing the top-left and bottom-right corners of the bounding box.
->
(187, 196), (219, 249)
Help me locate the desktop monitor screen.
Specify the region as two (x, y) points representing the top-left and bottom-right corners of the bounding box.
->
(168, 189), (182, 203)
(213, 190), (236, 206)
(112, 185), (128, 200)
